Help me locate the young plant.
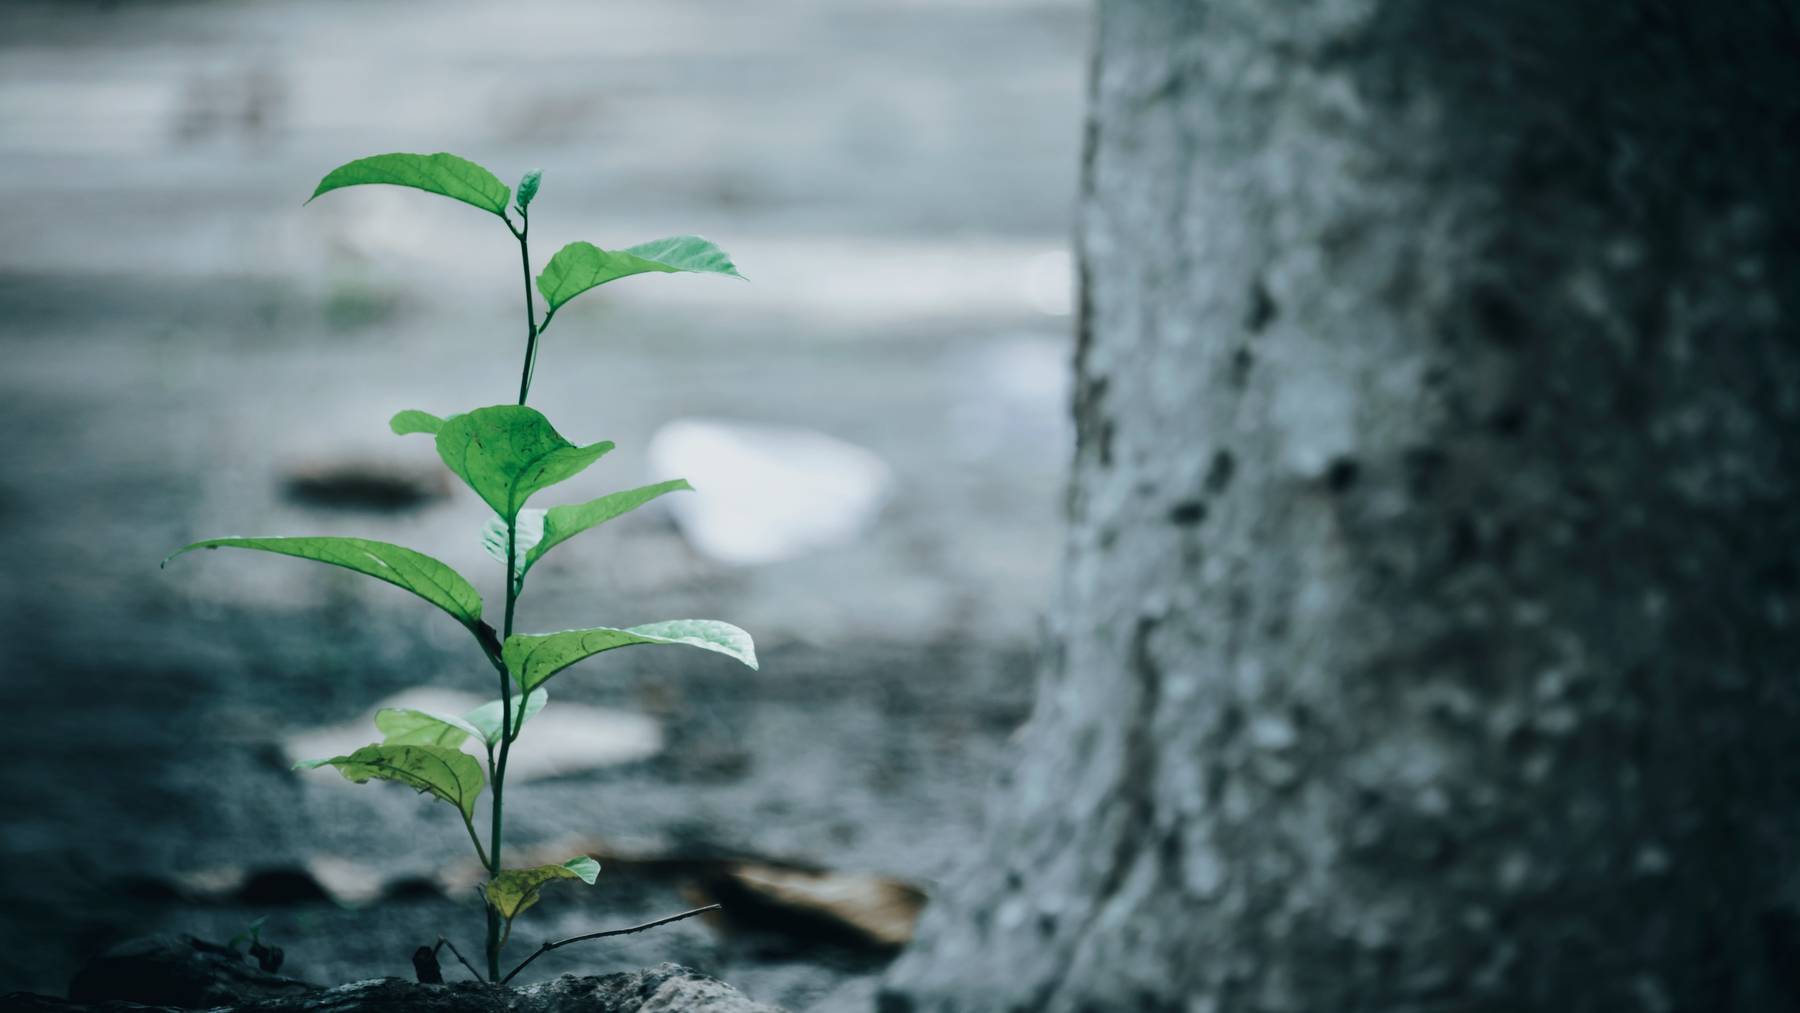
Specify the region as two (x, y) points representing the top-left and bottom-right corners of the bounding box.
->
(163, 152), (756, 983)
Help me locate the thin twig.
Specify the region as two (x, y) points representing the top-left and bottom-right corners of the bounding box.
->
(461, 816), (490, 870)
(434, 935), (484, 981)
(499, 904), (722, 985)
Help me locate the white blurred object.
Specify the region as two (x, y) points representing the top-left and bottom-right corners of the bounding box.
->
(648, 418), (893, 566)
(1022, 248), (1074, 317)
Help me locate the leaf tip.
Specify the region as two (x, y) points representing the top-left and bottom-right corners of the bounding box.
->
(159, 544), (197, 568)
(389, 409), (444, 436)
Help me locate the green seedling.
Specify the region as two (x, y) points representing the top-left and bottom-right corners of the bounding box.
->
(227, 915), (283, 973)
(163, 152), (755, 982)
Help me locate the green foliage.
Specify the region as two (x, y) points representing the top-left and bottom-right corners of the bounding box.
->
(296, 743), (486, 823)
(375, 706), (485, 748)
(530, 480), (693, 574)
(375, 688), (549, 751)
(169, 151), (754, 982)
(431, 405), (615, 523)
(480, 479), (693, 586)
(515, 169), (542, 212)
(309, 152), (511, 217)
(481, 509), (544, 582)
(537, 236), (743, 312)
(463, 689), (549, 746)
(390, 409), (446, 436)
(163, 537), (482, 629)
(505, 620), (759, 694)
(485, 857), (601, 921)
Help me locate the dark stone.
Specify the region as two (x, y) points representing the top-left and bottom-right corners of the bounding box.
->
(1166, 500), (1207, 526)
(235, 868), (334, 905)
(66, 934), (315, 1008)
(49, 938), (779, 1012)
(1324, 456), (1360, 493)
(247, 941), (283, 974)
(1244, 277), (1277, 332)
(281, 459), (447, 511)
(1203, 450), (1234, 494)
(413, 945), (444, 984)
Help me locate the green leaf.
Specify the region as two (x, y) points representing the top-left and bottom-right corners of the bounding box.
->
(480, 510), (545, 582)
(375, 707), (484, 749)
(504, 620), (758, 693)
(390, 409), (446, 436)
(479, 481), (689, 586)
(163, 537), (482, 627)
(295, 744), (485, 822)
(536, 236), (743, 312)
(462, 689), (549, 746)
(480, 481), (690, 585)
(524, 480), (692, 577)
(515, 169), (541, 211)
(436, 406), (614, 523)
(484, 857), (601, 921)
(308, 152), (511, 217)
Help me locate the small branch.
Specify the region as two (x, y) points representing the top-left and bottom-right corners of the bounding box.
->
(461, 816), (490, 870)
(434, 935), (484, 981)
(499, 904), (721, 985)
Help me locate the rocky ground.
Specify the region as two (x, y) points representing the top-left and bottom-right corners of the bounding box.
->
(16, 935), (778, 1011)
(0, 1), (1085, 1009)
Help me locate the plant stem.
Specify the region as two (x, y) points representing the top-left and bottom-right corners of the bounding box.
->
(484, 514), (519, 982)
(462, 816), (490, 870)
(485, 205), (540, 981)
(499, 905), (723, 985)
(513, 210), (539, 406)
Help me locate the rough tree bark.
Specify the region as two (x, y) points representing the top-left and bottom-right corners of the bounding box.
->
(885, 1), (1800, 1010)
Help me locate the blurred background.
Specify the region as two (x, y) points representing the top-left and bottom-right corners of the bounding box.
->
(0, 0), (1088, 1007)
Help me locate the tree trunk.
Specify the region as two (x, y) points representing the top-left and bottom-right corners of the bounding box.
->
(884, 1), (1800, 1010)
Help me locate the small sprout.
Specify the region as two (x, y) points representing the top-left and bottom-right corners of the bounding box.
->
(166, 153), (756, 983)
(515, 169), (541, 211)
(226, 915), (268, 952)
(228, 917), (282, 973)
